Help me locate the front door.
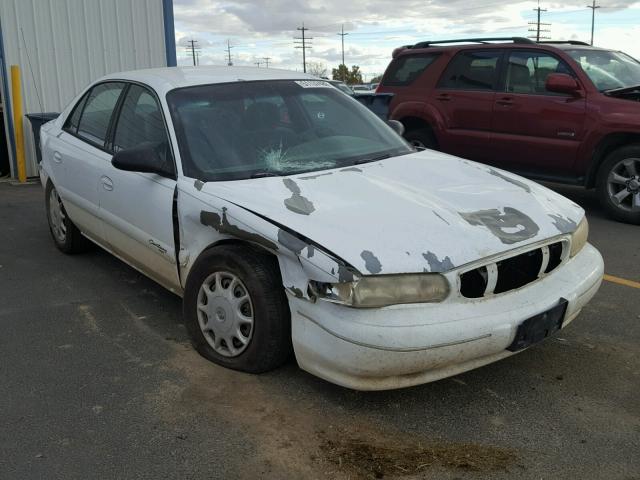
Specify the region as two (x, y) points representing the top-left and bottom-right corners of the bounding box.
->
(490, 50), (586, 176)
(433, 49), (503, 162)
(98, 84), (179, 292)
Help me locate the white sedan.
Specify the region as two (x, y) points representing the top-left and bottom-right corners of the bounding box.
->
(39, 66), (604, 390)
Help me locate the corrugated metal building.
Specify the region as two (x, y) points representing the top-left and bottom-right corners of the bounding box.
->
(0, 0), (176, 179)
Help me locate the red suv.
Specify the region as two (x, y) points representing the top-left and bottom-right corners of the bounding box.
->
(378, 37), (640, 224)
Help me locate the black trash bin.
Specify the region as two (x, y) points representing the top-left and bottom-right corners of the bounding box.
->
(353, 93), (394, 120)
(26, 112), (59, 163)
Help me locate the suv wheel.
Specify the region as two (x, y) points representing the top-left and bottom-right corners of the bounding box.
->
(183, 245), (292, 373)
(597, 145), (640, 224)
(404, 127), (437, 150)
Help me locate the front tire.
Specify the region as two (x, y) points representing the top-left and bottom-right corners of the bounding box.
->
(404, 127), (437, 150)
(183, 245), (292, 373)
(596, 145), (640, 224)
(45, 182), (92, 253)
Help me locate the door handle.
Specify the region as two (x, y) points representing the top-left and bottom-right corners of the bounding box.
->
(436, 94), (451, 102)
(101, 175), (113, 191)
(53, 151), (62, 164)
(496, 97), (514, 106)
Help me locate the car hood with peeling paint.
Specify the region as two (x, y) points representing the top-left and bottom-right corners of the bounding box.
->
(197, 150), (584, 275)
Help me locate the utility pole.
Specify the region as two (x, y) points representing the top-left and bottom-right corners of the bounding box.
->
(185, 39), (200, 66)
(262, 57), (271, 68)
(587, 0), (601, 45)
(337, 24), (348, 72)
(225, 39), (234, 66)
(294, 23), (313, 73)
(528, 1), (551, 42)
(254, 61), (262, 68)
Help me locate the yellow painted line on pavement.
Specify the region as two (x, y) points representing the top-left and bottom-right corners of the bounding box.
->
(603, 274), (640, 290)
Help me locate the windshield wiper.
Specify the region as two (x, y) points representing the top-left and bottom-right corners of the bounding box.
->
(353, 153), (393, 165)
(250, 171), (282, 178)
(604, 84), (640, 94)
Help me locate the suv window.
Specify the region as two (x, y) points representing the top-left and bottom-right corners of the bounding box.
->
(506, 51), (575, 95)
(383, 54), (439, 86)
(113, 84), (168, 152)
(76, 82), (125, 146)
(438, 50), (502, 91)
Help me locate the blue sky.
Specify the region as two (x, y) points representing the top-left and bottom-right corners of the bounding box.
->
(173, 0), (640, 80)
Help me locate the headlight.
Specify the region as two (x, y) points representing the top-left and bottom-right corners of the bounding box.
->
(309, 274), (450, 308)
(570, 217), (589, 257)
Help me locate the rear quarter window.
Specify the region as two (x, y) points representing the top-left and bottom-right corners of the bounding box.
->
(382, 54), (440, 86)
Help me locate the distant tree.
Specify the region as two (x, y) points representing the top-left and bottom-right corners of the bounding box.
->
(332, 64), (363, 85)
(370, 75), (383, 84)
(307, 62), (328, 78)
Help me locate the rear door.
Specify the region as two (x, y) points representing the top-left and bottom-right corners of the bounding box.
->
(55, 82), (126, 240)
(433, 49), (503, 161)
(490, 49), (586, 176)
(98, 83), (180, 292)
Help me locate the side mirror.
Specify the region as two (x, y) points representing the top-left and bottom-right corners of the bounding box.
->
(112, 142), (174, 178)
(545, 73), (581, 96)
(387, 119), (405, 137)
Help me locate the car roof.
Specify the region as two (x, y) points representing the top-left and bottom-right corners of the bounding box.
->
(98, 66), (318, 96)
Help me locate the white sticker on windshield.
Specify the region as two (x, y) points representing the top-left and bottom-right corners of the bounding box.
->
(295, 80), (332, 88)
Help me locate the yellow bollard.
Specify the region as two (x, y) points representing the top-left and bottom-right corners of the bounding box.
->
(11, 65), (26, 183)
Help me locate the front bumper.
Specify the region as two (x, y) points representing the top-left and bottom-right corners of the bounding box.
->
(289, 243), (604, 391)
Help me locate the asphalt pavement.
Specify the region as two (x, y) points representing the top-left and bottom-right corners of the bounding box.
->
(0, 181), (638, 480)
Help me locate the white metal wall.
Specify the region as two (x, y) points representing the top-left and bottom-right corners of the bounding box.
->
(0, 0), (169, 177)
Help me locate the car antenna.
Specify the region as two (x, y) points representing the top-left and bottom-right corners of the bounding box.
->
(20, 27), (45, 115)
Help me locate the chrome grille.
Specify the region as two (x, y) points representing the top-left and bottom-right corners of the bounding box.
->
(459, 241), (567, 298)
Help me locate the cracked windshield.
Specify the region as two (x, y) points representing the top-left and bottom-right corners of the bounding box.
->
(167, 80), (412, 181)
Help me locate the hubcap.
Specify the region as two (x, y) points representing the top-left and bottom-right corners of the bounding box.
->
(196, 271), (254, 357)
(48, 188), (67, 243)
(607, 157), (640, 213)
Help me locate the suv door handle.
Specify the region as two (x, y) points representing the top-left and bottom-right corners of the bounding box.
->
(101, 175), (113, 191)
(436, 93), (451, 102)
(53, 151), (62, 164)
(496, 97), (514, 106)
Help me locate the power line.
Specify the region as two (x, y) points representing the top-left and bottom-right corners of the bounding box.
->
(262, 57), (271, 68)
(587, 0), (601, 45)
(294, 22), (313, 73)
(528, 2), (551, 42)
(185, 39), (200, 66)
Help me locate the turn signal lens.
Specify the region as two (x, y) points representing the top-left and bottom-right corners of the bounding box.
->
(570, 217), (589, 258)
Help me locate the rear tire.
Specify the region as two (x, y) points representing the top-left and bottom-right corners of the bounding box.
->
(45, 182), (92, 253)
(183, 245), (292, 374)
(596, 145), (640, 225)
(404, 127), (437, 150)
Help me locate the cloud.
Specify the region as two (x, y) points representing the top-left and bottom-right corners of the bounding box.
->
(173, 0), (640, 74)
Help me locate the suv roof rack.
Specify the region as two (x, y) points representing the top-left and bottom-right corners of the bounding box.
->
(410, 37), (534, 49)
(537, 40), (591, 46)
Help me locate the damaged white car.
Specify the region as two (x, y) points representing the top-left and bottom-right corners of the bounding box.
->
(40, 67), (604, 390)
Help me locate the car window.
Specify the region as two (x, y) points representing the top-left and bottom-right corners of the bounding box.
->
(383, 54), (439, 86)
(64, 92), (89, 134)
(76, 82), (125, 146)
(438, 50), (502, 91)
(167, 80), (412, 181)
(505, 51), (575, 95)
(113, 85), (169, 152)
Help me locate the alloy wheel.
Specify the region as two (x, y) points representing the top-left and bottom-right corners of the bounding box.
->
(607, 157), (640, 213)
